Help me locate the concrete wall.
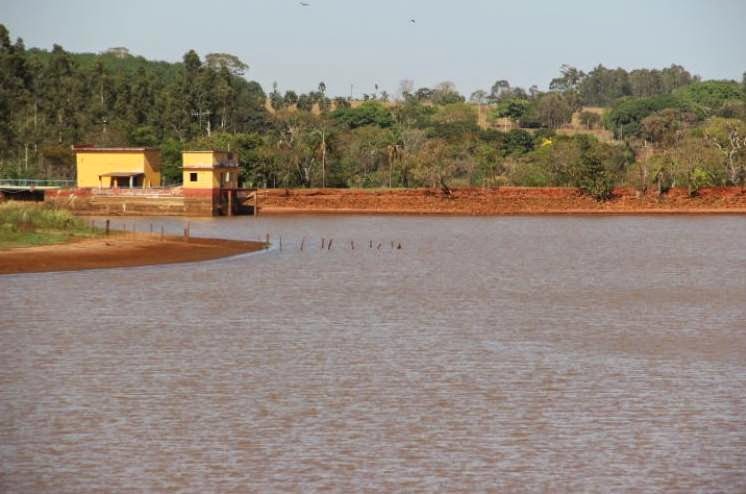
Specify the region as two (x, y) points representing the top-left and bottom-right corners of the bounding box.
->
(183, 169), (218, 189)
(46, 189), (184, 216)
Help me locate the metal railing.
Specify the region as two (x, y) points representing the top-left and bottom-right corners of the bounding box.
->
(92, 187), (182, 197)
(0, 178), (75, 188)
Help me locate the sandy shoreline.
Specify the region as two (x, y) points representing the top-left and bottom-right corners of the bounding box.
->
(0, 234), (266, 275)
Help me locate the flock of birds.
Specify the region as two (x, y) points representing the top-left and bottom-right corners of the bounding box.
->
(299, 2), (416, 23)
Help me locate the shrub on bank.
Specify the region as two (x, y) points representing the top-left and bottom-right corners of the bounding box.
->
(0, 202), (97, 248)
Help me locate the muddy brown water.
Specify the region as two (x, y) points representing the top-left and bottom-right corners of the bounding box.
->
(2, 215), (746, 493)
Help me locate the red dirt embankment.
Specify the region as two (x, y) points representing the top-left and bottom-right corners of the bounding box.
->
(257, 187), (746, 216)
(0, 234), (265, 275)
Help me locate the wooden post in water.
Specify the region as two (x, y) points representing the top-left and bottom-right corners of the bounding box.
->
(150, 223), (153, 234)
(351, 240), (355, 250)
(160, 225), (164, 241)
(321, 238), (326, 250)
(369, 240), (373, 248)
(300, 237), (305, 251)
(279, 236), (283, 251)
(105, 219), (110, 236)
(265, 233), (270, 248)
(328, 239), (333, 250)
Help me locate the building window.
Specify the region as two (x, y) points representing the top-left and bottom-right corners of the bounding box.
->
(225, 172), (231, 183)
(189, 172), (198, 182)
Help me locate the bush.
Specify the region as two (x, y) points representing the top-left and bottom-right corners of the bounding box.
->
(0, 202), (98, 248)
(674, 81), (744, 113)
(508, 160), (552, 187)
(572, 136), (621, 201)
(502, 129), (535, 156)
(0, 202), (87, 231)
(495, 98), (530, 120)
(687, 167), (711, 196)
(579, 111), (602, 129)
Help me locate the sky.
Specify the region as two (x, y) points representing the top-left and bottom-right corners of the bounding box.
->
(2, 0), (745, 98)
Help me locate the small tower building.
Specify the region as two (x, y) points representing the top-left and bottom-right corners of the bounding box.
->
(182, 150), (240, 216)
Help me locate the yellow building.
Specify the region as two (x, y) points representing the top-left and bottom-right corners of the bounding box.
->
(182, 150), (241, 215)
(182, 150), (240, 190)
(73, 146), (161, 188)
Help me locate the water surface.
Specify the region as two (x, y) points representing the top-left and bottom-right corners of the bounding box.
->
(2, 215), (746, 492)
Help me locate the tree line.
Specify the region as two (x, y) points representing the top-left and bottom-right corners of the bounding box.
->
(1, 24), (745, 199)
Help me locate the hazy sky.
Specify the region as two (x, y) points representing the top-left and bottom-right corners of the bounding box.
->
(2, 0), (745, 97)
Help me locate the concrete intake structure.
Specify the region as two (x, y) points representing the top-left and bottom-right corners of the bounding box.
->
(181, 150), (240, 216)
(44, 147), (249, 217)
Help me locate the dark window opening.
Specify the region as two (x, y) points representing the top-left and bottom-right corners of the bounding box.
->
(189, 172), (198, 182)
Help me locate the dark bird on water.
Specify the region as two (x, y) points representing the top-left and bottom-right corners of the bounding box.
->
(410, 18), (416, 23)
(300, 2), (310, 6)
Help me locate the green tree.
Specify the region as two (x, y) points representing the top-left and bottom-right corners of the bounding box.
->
(205, 52), (248, 76)
(640, 108), (697, 147)
(429, 103), (479, 141)
(431, 81), (464, 105)
(469, 90), (488, 105)
(495, 98), (530, 120)
(578, 111), (602, 129)
(502, 129), (535, 156)
(549, 65), (585, 92)
(332, 101), (394, 129)
(628, 69), (663, 97)
(605, 94), (698, 139)
(574, 137), (615, 200)
(269, 82), (285, 111)
(675, 81), (744, 113)
(283, 90), (298, 106)
(535, 93), (574, 128)
(703, 117), (746, 186)
(489, 80), (511, 101)
(578, 65), (631, 106)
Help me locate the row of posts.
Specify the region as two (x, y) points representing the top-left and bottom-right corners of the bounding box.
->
(91, 220), (402, 251)
(270, 234), (402, 252)
(92, 219), (190, 242)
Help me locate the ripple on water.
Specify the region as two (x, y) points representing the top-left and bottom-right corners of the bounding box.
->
(1, 215), (746, 492)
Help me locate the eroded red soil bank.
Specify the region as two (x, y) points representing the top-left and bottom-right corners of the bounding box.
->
(257, 187), (746, 215)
